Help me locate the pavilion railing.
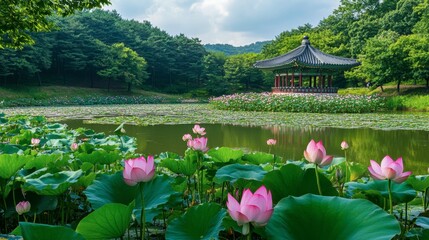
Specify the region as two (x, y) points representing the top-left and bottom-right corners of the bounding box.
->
(272, 87), (338, 94)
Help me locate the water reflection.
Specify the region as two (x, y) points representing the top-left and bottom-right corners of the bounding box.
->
(63, 120), (429, 174)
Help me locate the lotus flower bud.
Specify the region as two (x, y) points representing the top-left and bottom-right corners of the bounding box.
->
(266, 139), (277, 146)
(16, 201), (31, 215)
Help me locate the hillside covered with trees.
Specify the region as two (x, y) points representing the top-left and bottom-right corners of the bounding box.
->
(0, 0), (428, 96)
(204, 41), (271, 56)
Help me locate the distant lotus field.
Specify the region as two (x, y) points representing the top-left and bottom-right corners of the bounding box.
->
(210, 92), (387, 113)
(1, 114), (429, 239)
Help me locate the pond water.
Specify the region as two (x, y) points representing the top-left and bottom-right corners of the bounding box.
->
(63, 120), (429, 175)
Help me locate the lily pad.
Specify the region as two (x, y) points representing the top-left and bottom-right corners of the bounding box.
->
(0, 154), (33, 179)
(266, 194), (401, 240)
(208, 147), (243, 163)
(213, 163), (266, 184)
(23, 170), (83, 195)
(346, 180), (417, 204)
(84, 172), (138, 209)
(262, 164), (338, 203)
(76, 202), (134, 240)
(166, 203), (226, 240)
(19, 222), (84, 240)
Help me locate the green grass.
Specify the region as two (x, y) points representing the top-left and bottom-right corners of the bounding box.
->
(0, 86), (191, 107)
(340, 85), (429, 111)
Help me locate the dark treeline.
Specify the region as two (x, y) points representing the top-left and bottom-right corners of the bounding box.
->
(1, 0), (428, 96)
(0, 10), (272, 96)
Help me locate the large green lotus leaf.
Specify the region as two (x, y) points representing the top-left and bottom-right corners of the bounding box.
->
(346, 180), (417, 204)
(19, 222), (84, 240)
(0, 154), (33, 179)
(266, 194), (401, 240)
(407, 175), (429, 192)
(134, 175), (177, 223)
(415, 216), (429, 229)
(76, 202), (134, 240)
(166, 203), (226, 240)
(208, 147), (243, 163)
(84, 172), (138, 209)
(0, 144), (23, 154)
(242, 152), (274, 165)
(78, 150), (122, 165)
(213, 163), (266, 184)
(24, 154), (62, 170)
(262, 164), (337, 203)
(160, 156), (197, 176)
(23, 170), (83, 195)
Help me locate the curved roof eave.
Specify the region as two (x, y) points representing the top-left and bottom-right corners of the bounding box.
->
(254, 36), (360, 70)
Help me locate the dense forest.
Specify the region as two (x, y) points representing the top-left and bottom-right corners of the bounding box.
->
(0, 0), (428, 96)
(204, 41), (271, 56)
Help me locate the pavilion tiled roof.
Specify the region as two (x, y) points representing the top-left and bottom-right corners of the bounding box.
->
(254, 36), (360, 70)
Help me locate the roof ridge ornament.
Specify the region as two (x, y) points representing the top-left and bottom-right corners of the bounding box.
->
(301, 36), (310, 45)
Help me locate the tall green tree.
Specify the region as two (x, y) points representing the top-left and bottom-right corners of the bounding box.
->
(97, 43), (148, 92)
(0, 0), (110, 49)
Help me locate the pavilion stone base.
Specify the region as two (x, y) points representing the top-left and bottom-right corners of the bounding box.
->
(272, 87), (338, 94)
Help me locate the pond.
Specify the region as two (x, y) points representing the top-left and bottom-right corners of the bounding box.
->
(63, 120), (429, 175)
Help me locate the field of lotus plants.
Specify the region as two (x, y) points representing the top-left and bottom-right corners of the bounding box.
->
(1, 113), (429, 239)
(210, 92), (387, 113)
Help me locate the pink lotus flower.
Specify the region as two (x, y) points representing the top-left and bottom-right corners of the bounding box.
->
(182, 134), (192, 142)
(341, 141), (349, 150)
(70, 142), (78, 151)
(266, 139), (277, 146)
(227, 186), (273, 235)
(31, 138), (40, 146)
(16, 201), (31, 215)
(368, 156), (412, 183)
(192, 124), (206, 136)
(187, 137), (208, 152)
(304, 140), (333, 167)
(123, 156), (156, 186)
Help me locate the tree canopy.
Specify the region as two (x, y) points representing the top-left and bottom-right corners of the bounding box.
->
(0, 0), (110, 49)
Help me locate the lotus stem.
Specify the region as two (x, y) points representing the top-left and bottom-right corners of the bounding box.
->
(344, 151), (349, 183)
(404, 202), (408, 231)
(140, 183), (145, 240)
(315, 164), (323, 195)
(388, 179), (393, 215)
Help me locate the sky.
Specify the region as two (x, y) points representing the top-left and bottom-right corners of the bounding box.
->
(104, 0), (341, 46)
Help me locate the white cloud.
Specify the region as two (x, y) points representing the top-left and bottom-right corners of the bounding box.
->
(104, 0), (340, 46)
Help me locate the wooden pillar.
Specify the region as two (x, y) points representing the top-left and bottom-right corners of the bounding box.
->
(275, 75), (279, 88)
(322, 75), (325, 88)
(291, 73), (295, 87)
(299, 72), (302, 87)
(286, 73), (289, 87)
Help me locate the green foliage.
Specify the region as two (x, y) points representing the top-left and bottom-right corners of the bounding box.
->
(213, 164), (267, 185)
(0, 0), (110, 49)
(76, 202), (134, 240)
(19, 222), (85, 240)
(204, 41), (271, 56)
(266, 194), (401, 240)
(165, 203), (226, 240)
(262, 165), (338, 203)
(23, 170), (83, 195)
(84, 172), (138, 209)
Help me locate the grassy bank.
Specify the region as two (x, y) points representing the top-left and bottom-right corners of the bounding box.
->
(0, 86), (188, 107)
(339, 85), (429, 111)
